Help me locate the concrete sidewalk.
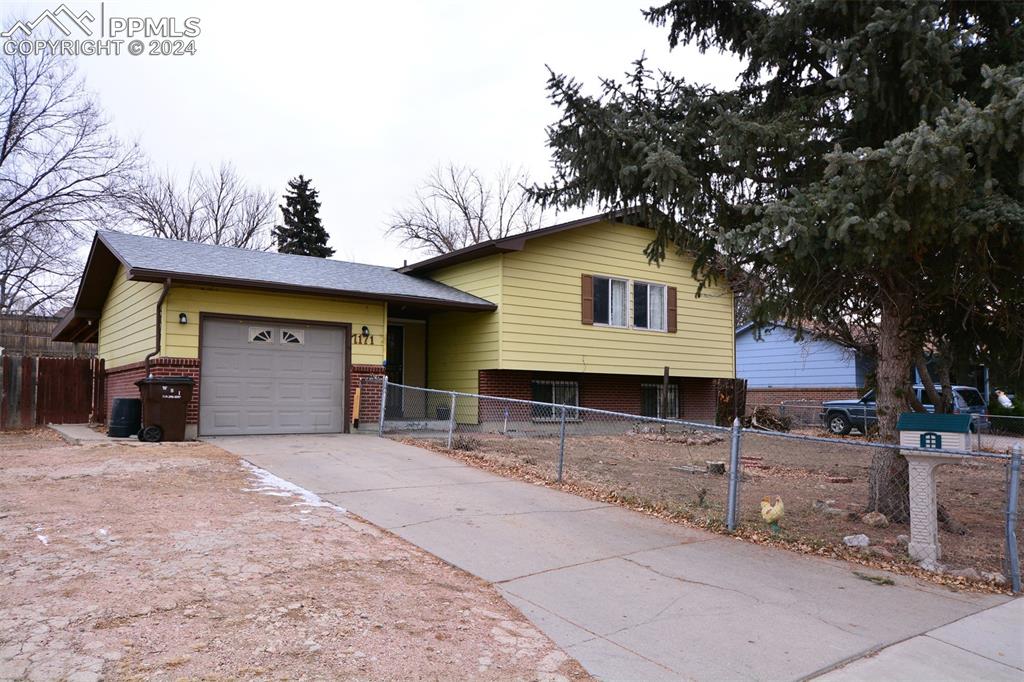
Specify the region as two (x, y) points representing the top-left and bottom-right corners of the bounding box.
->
(821, 598), (1022, 681)
(209, 433), (1012, 681)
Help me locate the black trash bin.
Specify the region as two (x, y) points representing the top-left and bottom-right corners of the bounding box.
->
(107, 398), (142, 438)
(135, 376), (194, 442)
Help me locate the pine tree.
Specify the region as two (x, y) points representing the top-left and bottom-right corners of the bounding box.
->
(535, 1), (1024, 520)
(272, 175), (335, 257)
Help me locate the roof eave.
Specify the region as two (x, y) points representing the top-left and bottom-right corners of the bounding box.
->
(127, 268), (497, 312)
(398, 212), (623, 275)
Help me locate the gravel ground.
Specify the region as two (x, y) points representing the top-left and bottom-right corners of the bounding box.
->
(0, 429), (588, 681)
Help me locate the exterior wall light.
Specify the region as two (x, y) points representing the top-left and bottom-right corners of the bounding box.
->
(179, 313), (188, 325)
(361, 325), (370, 338)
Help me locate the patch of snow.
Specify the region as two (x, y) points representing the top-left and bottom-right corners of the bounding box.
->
(97, 528), (108, 536)
(240, 461), (346, 513)
(36, 535), (49, 545)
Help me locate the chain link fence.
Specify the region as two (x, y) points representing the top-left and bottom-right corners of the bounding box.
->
(380, 381), (1021, 591)
(380, 380), (736, 526)
(748, 399), (1024, 455)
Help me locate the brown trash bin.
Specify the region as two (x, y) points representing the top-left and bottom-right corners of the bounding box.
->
(135, 376), (194, 442)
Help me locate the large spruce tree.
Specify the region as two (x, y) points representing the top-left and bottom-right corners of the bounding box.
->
(535, 1), (1024, 519)
(273, 175), (335, 257)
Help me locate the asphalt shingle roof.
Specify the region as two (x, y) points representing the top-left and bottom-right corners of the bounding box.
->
(99, 231), (494, 309)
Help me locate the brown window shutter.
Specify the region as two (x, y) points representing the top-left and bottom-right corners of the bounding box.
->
(581, 274), (594, 325)
(667, 286), (678, 333)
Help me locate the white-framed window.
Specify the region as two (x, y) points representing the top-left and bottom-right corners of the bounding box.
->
(641, 383), (679, 418)
(633, 282), (668, 331)
(248, 327), (273, 343)
(531, 380), (580, 421)
(593, 276), (628, 327)
(280, 328), (305, 344)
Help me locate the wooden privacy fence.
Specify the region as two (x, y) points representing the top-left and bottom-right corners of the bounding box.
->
(0, 356), (105, 430)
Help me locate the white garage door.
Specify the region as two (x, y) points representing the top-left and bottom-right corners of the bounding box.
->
(200, 318), (346, 436)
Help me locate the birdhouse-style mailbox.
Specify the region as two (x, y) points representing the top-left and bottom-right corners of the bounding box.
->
(896, 412), (973, 569)
(897, 412), (972, 452)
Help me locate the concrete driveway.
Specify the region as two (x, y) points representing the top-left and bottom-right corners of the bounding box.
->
(209, 433), (1010, 681)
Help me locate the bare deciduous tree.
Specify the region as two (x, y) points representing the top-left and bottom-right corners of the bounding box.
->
(119, 163), (274, 250)
(0, 50), (140, 313)
(387, 164), (543, 254)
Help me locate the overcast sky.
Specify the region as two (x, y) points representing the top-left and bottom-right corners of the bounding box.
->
(11, 1), (739, 266)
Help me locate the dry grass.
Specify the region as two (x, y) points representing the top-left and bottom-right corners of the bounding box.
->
(402, 426), (1018, 586)
(0, 430), (589, 681)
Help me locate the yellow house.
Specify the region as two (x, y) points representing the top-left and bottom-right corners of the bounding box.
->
(54, 215), (734, 438)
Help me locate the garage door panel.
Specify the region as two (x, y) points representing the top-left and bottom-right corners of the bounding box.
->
(200, 318), (346, 436)
(276, 381), (306, 401)
(306, 382), (335, 401)
(209, 409), (242, 429)
(203, 349), (243, 374)
(203, 379), (243, 403)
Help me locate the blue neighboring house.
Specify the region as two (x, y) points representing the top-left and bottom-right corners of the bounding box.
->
(736, 322), (871, 402)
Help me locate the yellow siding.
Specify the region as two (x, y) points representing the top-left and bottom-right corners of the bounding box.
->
(97, 266), (163, 368)
(499, 221), (734, 378)
(426, 255), (501, 394)
(161, 286), (386, 365)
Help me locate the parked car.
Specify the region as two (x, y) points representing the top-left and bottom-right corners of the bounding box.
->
(821, 385), (990, 435)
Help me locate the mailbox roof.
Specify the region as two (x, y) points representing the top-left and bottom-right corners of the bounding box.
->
(896, 412), (972, 433)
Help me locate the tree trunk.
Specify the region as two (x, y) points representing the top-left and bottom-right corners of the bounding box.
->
(867, 293), (914, 521)
(915, 356), (944, 411)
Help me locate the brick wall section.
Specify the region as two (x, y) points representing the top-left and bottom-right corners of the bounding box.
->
(680, 377), (718, 422)
(351, 364), (385, 428)
(104, 358), (201, 424)
(747, 387), (862, 405)
(477, 369), (718, 422)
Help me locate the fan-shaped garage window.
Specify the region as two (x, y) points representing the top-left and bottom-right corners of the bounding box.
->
(248, 327), (273, 343)
(281, 328), (305, 344)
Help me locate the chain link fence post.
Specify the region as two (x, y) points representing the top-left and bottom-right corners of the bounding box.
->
(557, 404), (567, 482)
(446, 392), (457, 449)
(726, 417), (742, 530)
(1006, 444), (1021, 594)
(377, 377), (388, 437)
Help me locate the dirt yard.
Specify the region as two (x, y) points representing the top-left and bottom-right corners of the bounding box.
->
(0, 430), (588, 681)
(408, 427), (1017, 583)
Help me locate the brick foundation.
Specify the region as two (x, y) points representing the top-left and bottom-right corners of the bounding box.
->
(477, 369), (718, 423)
(351, 364), (386, 428)
(746, 387), (863, 405)
(104, 358), (201, 427)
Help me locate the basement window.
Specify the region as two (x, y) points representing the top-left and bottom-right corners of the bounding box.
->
(641, 383), (679, 418)
(531, 380), (580, 421)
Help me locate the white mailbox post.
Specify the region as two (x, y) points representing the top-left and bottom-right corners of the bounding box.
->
(897, 412), (973, 569)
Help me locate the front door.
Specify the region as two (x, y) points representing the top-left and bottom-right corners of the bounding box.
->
(385, 324), (404, 417)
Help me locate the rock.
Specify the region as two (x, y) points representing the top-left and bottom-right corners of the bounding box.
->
(868, 546), (894, 559)
(981, 571), (1007, 585)
(862, 511), (889, 528)
(843, 534), (870, 547)
(813, 499), (847, 516)
(896, 534), (910, 546)
(828, 476), (853, 483)
(951, 567), (981, 581)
